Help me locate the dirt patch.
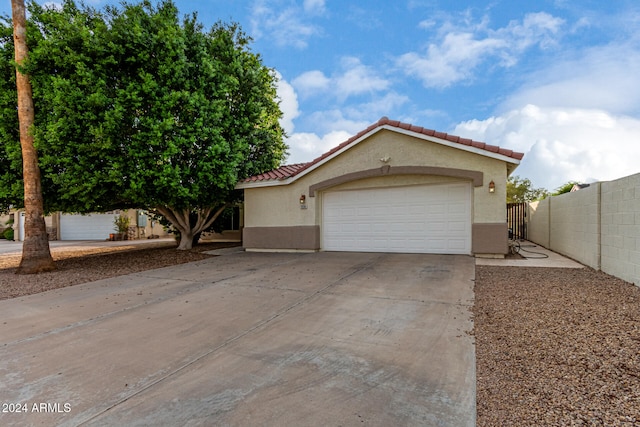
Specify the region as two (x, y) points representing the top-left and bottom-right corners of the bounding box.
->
(0, 241), (239, 301)
(474, 266), (640, 426)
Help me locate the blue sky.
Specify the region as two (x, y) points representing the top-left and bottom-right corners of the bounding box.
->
(4, 0), (640, 190)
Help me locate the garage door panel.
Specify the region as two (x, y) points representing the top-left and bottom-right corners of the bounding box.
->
(323, 183), (471, 254)
(357, 223), (372, 232)
(407, 222), (425, 231)
(449, 239), (468, 250)
(427, 239), (447, 251)
(427, 222), (447, 233)
(448, 220), (467, 231)
(429, 203), (447, 214)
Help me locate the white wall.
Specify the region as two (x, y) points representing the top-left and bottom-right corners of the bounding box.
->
(527, 172), (639, 286)
(600, 174), (640, 286)
(527, 199), (550, 248)
(549, 183), (601, 270)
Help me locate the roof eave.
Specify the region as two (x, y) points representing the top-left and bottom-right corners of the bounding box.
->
(235, 177), (296, 190)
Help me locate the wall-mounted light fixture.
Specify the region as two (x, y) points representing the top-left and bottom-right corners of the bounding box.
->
(488, 180), (495, 193)
(299, 194), (306, 204)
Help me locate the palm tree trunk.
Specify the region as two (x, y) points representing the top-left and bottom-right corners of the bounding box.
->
(12, 0), (55, 274)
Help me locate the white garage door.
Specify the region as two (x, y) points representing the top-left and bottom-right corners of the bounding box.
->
(60, 213), (119, 240)
(323, 183), (471, 254)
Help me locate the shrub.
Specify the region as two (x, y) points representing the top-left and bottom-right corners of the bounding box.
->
(3, 228), (14, 240)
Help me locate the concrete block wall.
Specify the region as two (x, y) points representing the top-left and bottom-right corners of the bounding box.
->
(549, 184), (601, 270)
(527, 199), (550, 248)
(527, 172), (639, 286)
(600, 174), (640, 286)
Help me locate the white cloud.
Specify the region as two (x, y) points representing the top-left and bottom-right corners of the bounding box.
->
(286, 130), (353, 164)
(454, 105), (640, 190)
(397, 12), (564, 88)
(274, 72), (299, 135)
(496, 11), (564, 51)
(283, 109), (371, 164)
(344, 92), (409, 121)
(303, 110), (370, 136)
(291, 70), (331, 98)
(292, 57), (390, 101)
(334, 57), (391, 100)
(500, 43), (640, 115)
(450, 32), (640, 191)
(250, 0), (322, 49)
(303, 0), (325, 15)
(397, 33), (505, 88)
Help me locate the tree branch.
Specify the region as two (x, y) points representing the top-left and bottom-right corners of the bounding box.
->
(198, 204), (228, 233)
(156, 206), (189, 232)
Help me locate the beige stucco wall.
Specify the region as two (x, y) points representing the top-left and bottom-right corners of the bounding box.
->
(244, 129), (511, 228)
(0, 212), (11, 227)
(0, 212), (12, 238)
(122, 210), (170, 239)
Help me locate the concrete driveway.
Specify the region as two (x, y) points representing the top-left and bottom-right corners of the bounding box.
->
(0, 251), (475, 427)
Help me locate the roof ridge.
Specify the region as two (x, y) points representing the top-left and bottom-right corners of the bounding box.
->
(242, 117), (524, 183)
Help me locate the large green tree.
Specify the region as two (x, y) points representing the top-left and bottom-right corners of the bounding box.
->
(1, 0), (286, 250)
(0, 18), (21, 213)
(507, 175), (549, 203)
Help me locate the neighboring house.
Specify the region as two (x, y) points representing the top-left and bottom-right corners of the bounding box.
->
(237, 117), (524, 257)
(570, 183), (590, 192)
(0, 211), (12, 237)
(10, 210), (170, 241)
(8, 207), (242, 242)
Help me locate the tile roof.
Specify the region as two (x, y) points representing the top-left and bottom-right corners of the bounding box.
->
(241, 116), (524, 183)
(242, 163), (308, 183)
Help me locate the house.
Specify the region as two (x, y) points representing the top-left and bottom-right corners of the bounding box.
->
(9, 210), (171, 241)
(8, 208), (242, 242)
(0, 211), (12, 238)
(236, 117), (524, 257)
(570, 183), (590, 192)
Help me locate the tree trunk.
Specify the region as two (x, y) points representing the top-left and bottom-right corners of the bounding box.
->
(12, 0), (56, 274)
(177, 229), (194, 250)
(155, 205), (228, 251)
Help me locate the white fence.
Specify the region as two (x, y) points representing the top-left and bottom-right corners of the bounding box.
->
(527, 172), (640, 286)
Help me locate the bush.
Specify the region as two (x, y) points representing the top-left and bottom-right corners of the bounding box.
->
(114, 214), (130, 233)
(3, 228), (14, 240)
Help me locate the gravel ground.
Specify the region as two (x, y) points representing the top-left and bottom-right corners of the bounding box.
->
(2, 245), (639, 425)
(474, 266), (640, 426)
(0, 241), (238, 300)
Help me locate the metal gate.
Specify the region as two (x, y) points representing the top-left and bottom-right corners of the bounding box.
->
(507, 202), (527, 240)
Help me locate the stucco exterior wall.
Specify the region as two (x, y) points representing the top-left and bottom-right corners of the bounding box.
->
(548, 184), (601, 269)
(244, 182), (317, 228)
(601, 174), (640, 286)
